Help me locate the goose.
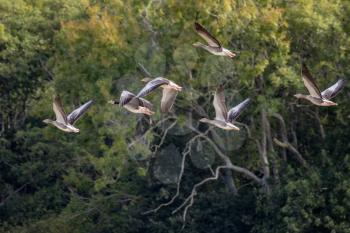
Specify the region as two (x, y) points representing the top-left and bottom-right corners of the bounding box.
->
(135, 77), (182, 113)
(193, 22), (236, 58)
(199, 86), (250, 130)
(294, 64), (346, 106)
(43, 95), (93, 133)
(108, 90), (154, 115)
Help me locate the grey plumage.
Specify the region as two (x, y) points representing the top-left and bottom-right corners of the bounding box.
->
(136, 77), (170, 98)
(295, 64), (346, 106)
(227, 98), (251, 122)
(44, 95), (93, 133)
(321, 79), (346, 100)
(67, 100), (94, 125)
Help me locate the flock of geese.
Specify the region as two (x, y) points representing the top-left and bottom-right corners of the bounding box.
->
(44, 22), (346, 133)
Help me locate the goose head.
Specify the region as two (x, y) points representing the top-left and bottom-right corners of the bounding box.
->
(141, 77), (152, 83)
(192, 42), (203, 47)
(199, 118), (211, 123)
(294, 94), (306, 99)
(108, 100), (119, 105)
(43, 119), (53, 124)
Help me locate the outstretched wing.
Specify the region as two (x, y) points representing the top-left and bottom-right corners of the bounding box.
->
(321, 79), (346, 100)
(194, 22), (221, 48)
(120, 91), (136, 106)
(213, 86), (228, 121)
(139, 97), (153, 110)
(136, 77), (169, 98)
(53, 95), (67, 124)
(67, 100), (93, 125)
(301, 64), (322, 98)
(227, 98), (251, 122)
(161, 88), (178, 113)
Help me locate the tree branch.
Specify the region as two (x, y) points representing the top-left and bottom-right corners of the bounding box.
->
(142, 128), (211, 215)
(187, 125), (262, 184)
(172, 165), (230, 229)
(273, 138), (307, 168)
(0, 183), (29, 207)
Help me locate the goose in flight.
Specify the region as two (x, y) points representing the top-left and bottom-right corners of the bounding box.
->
(193, 22), (236, 58)
(294, 64), (346, 106)
(135, 77), (182, 113)
(43, 95), (93, 133)
(199, 86), (250, 130)
(108, 90), (154, 115)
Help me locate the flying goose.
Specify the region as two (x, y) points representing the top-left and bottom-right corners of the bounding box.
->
(199, 86), (250, 130)
(135, 77), (182, 113)
(108, 90), (154, 115)
(43, 95), (93, 133)
(193, 22), (236, 58)
(294, 64), (346, 106)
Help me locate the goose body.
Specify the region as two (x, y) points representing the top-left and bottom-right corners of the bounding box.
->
(193, 22), (236, 58)
(109, 90), (154, 115)
(43, 119), (80, 133)
(43, 96), (93, 133)
(136, 77), (182, 113)
(294, 64), (346, 106)
(199, 118), (239, 131)
(199, 86), (250, 131)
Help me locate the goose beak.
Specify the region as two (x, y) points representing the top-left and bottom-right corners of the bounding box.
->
(43, 119), (50, 124)
(199, 118), (208, 123)
(108, 100), (119, 105)
(141, 77), (152, 83)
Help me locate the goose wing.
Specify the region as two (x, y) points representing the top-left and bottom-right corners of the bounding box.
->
(139, 97), (153, 110)
(321, 79), (346, 100)
(53, 95), (68, 124)
(213, 86), (228, 121)
(120, 91), (136, 106)
(160, 88), (178, 113)
(227, 98), (251, 122)
(67, 100), (93, 125)
(136, 77), (169, 98)
(194, 22), (221, 48)
(301, 64), (322, 98)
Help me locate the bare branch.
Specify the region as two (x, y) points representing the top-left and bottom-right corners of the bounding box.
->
(222, 169), (238, 194)
(137, 62), (153, 78)
(187, 125), (262, 184)
(272, 113), (288, 161)
(273, 138), (308, 168)
(143, 128), (211, 215)
(143, 122), (263, 219)
(172, 165), (229, 215)
(152, 119), (177, 156)
(260, 109), (270, 178)
(128, 116), (176, 150)
(39, 58), (54, 81)
(0, 183), (29, 207)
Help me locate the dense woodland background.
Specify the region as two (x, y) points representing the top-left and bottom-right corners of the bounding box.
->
(1, 0), (350, 232)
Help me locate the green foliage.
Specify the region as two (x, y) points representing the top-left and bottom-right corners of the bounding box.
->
(1, 0), (350, 233)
